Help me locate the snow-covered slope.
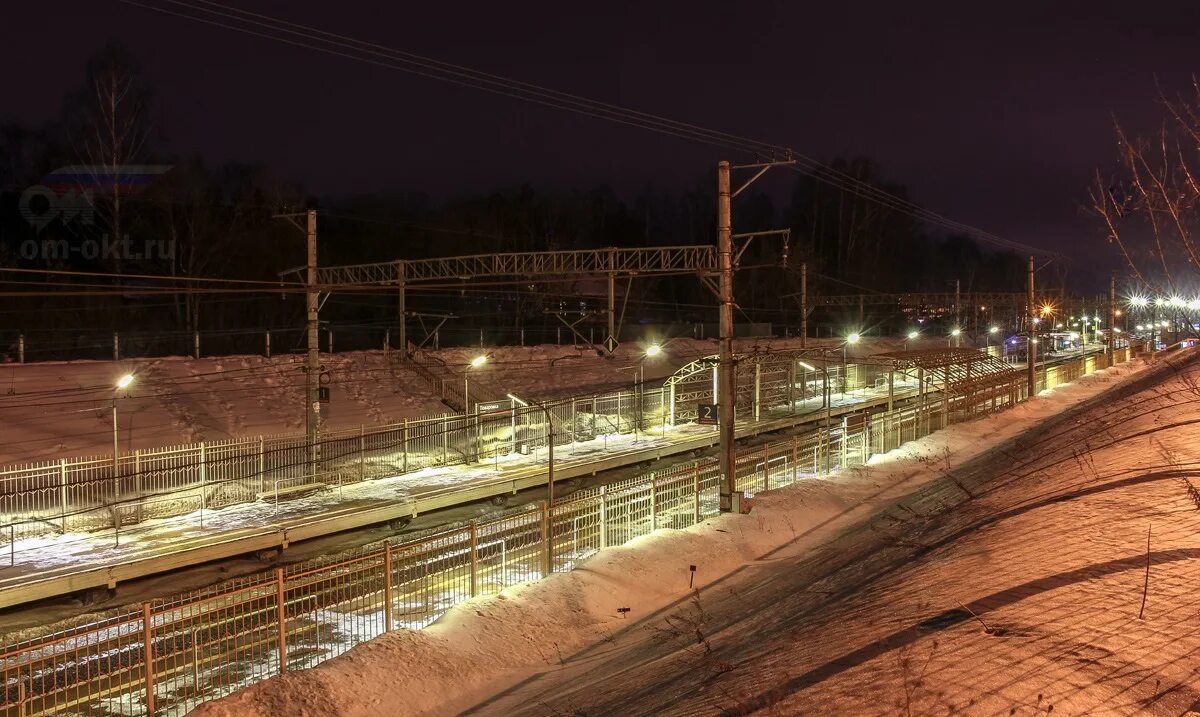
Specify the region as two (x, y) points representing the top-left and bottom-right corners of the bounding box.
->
(189, 349), (1186, 716)
(0, 336), (882, 464)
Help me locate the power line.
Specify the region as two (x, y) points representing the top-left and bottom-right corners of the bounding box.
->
(121, 0), (1054, 257)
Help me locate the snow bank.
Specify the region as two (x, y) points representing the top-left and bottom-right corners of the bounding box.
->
(0, 336), (883, 464)
(190, 352), (1152, 717)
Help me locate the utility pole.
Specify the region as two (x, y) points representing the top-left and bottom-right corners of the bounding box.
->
(800, 262), (807, 349)
(717, 160), (736, 513)
(954, 279), (961, 347)
(1026, 256), (1036, 397)
(715, 157), (794, 513)
(275, 208), (322, 475)
(305, 209), (320, 473)
(1108, 274), (1117, 363)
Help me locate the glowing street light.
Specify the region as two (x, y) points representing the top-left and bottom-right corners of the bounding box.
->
(841, 333), (860, 395)
(112, 374), (135, 478)
(465, 354), (492, 411)
(644, 343), (663, 357)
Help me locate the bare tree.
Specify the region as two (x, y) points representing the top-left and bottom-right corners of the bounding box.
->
(66, 42), (153, 273)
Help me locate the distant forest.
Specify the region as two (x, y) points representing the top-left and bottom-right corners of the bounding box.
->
(0, 44), (1028, 360)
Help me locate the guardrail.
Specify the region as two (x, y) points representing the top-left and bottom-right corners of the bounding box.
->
(0, 348), (1132, 716)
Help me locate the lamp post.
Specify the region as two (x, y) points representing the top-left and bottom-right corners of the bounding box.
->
(905, 330), (918, 350)
(508, 393), (554, 575)
(465, 354), (490, 413)
(949, 327), (961, 348)
(842, 333), (860, 395)
(113, 373), (134, 493)
(986, 326), (999, 352)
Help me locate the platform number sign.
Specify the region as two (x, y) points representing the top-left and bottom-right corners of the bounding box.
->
(697, 403), (718, 425)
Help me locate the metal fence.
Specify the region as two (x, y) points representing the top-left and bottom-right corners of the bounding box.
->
(0, 383), (680, 547)
(0, 350), (867, 553)
(0, 348), (1132, 716)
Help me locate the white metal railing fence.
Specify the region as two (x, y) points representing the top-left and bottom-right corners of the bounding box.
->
(0, 348), (1132, 716)
(0, 355), (876, 553)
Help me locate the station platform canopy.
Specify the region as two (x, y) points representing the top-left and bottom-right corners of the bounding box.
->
(869, 348), (1020, 396)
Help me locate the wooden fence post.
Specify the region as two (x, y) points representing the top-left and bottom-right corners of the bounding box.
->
(258, 436), (266, 495)
(383, 542), (394, 630)
(359, 424), (366, 482)
(599, 485), (608, 549)
(59, 459), (68, 533)
(142, 602), (156, 715)
(649, 475), (658, 530)
(762, 444), (771, 491)
(469, 521), (479, 597)
(276, 567), (287, 673)
(542, 502), (552, 576)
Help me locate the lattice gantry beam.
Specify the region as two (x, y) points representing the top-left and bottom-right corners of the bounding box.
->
(282, 245), (721, 286)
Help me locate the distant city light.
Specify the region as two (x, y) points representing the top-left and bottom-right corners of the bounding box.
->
(1040, 304), (1055, 316)
(1128, 296), (1149, 308)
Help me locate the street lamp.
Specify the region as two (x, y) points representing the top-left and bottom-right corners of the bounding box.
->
(113, 374), (135, 480)
(644, 343), (663, 358)
(508, 392), (556, 575)
(949, 327), (961, 348)
(905, 330), (919, 349)
(842, 333), (860, 395)
(464, 354), (491, 414)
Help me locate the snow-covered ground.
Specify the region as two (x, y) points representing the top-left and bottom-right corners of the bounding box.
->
(189, 348), (1181, 716)
(0, 336), (877, 464)
(0, 385), (890, 580)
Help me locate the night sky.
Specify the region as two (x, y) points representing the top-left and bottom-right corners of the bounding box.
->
(6, 1), (1200, 268)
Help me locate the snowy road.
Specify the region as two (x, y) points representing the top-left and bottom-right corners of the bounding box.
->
(455, 352), (1200, 716)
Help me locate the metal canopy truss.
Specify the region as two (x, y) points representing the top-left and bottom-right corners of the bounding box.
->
(663, 348), (896, 424)
(285, 245), (721, 287)
(871, 348), (1021, 398)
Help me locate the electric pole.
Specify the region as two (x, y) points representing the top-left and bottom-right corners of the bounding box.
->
(306, 209), (320, 473)
(715, 157), (794, 513)
(800, 261), (807, 349)
(1026, 255), (1036, 397)
(1108, 274), (1117, 363)
(275, 208), (322, 475)
(717, 161), (736, 512)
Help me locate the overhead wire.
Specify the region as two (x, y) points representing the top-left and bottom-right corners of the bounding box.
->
(119, 0), (1054, 257)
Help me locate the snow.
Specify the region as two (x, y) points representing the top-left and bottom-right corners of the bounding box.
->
(188, 348), (1173, 716)
(0, 337), (873, 464)
(0, 361), (903, 577)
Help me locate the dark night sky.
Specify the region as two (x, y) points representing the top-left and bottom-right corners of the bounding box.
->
(5, 1), (1200, 273)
